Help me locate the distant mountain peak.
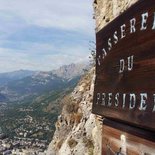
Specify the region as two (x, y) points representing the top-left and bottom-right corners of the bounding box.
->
(0, 63), (88, 102)
(52, 63), (89, 80)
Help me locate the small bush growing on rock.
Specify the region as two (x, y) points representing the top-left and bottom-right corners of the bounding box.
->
(69, 113), (83, 125)
(66, 102), (79, 114)
(89, 46), (96, 67)
(74, 113), (83, 124)
(63, 96), (79, 114)
(67, 138), (78, 149)
(83, 137), (94, 149)
(83, 137), (94, 155)
(88, 148), (94, 155)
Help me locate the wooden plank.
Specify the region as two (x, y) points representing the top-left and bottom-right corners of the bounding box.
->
(92, 0), (155, 131)
(102, 119), (155, 155)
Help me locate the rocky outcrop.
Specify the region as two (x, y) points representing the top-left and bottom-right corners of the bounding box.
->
(46, 68), (102, 155)
(93, 0), (138, 32)
(52, 63), (89, 80)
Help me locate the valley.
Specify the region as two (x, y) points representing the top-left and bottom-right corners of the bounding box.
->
(0, 63), (87, 154)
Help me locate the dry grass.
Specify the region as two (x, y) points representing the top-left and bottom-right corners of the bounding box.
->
(56, 139), (64, 149)
(62, 96), (79, 114)
(69, 113), (83, 124)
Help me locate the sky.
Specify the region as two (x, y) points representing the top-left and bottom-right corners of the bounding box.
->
(0, 0), (95, 73)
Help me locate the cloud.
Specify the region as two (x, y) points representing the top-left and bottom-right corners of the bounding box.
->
(0, 42), (90, 72)
(0, 0), (95, 35)
(0, 0), (95, 72)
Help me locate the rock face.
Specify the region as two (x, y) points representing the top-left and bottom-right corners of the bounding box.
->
(93, 0), (138, 32)
(52, 63), (89, 80)
(46, 68), (102, 155)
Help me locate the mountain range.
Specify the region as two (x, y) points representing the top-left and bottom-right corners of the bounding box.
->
(0, 63), (89, 103)
(0, 70), (36, 85)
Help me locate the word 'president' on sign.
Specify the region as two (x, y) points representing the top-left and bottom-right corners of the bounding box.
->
(95, 92), (155, 112)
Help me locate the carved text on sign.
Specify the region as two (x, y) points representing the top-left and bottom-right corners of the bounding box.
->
(95, 93), (154, 111)
(97, 11), (155, 67)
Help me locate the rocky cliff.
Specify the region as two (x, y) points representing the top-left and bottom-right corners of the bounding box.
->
(46, 68), (102, 155)
(94, 0), (138, 32)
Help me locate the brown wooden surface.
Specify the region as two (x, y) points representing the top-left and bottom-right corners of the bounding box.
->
(92, 0), (155, 131)
(102, 119), (155, 155)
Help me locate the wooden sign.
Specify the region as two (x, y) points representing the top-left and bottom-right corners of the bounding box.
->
(92, 0), (155, 131)
(102, 119), (155, 155)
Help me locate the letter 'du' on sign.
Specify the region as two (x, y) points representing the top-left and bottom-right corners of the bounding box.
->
(119, 55), (134, 73)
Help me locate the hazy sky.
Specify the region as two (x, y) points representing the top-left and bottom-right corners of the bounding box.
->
(0, 0), (95, 73)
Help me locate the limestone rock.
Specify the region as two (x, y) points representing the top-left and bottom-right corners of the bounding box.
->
(93, 0), (139, 32)
(46, 68), (102, 155)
